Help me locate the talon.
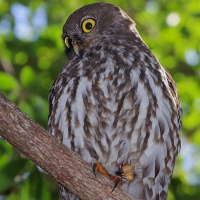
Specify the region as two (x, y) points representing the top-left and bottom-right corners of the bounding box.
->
(92, 161), (110, 178)
(112, 176), (122, 192)
(93, 162), (97, 177)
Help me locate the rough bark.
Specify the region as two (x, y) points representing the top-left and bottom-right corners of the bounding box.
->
(0, 91), (135, 200)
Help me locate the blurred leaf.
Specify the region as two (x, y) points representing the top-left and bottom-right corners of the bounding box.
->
(0, 1), (9, 14)
(14, 52), (28, 65)
(0, 158), (27, 193)
(20, 65), (37, 88)
(0, 72), (19, 91)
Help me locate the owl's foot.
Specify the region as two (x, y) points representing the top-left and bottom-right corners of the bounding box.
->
(112, 164), (134, 192)
(92, 161), (122, 192)
(93, 162), (134, 192)
(92, 161), (110, 179)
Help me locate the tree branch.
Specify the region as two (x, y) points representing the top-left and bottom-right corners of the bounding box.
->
(0, 92), (135, 200)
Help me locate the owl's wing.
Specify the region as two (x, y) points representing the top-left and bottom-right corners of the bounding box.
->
(48, 80), (56, 122)
(164, 68), (182, 125)
(165, 69), (178, 100)
(47, 76), (66, 142)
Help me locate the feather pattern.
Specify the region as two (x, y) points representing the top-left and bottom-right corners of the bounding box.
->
(48, 3), (181, 200)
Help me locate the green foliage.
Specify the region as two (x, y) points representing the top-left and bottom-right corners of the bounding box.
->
(0, 0), (199, 199)
(0, 73), (19, 91)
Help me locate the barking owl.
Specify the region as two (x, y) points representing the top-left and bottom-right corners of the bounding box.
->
(48, 3), (182, 200)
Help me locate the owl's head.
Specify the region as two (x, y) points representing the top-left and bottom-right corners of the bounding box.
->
(62, 3), (136, 59)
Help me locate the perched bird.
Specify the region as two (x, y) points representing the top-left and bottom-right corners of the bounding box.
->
(48, 3), (182, 200)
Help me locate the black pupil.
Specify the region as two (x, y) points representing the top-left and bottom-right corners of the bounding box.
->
(86, 22), (92, 30)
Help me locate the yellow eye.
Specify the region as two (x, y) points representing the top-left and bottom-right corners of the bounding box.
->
(82, 19), (95, 33)
(65, 37), (70, 48)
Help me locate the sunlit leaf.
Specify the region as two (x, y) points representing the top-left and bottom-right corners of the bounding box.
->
(20, 65), (37, 88)
(0, 72), (19, 91)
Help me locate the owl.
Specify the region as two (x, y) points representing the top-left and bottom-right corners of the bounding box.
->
(48, 3), (182, 200)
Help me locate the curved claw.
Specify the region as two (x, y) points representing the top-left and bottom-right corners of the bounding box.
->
(92, 162), (97, 177)
(112, 176), (122, 192)
(92, 161), (110, 178)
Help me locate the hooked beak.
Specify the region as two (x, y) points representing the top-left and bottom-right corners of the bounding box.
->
(73, 42), (82, 58)
(65, 37), (83, 58)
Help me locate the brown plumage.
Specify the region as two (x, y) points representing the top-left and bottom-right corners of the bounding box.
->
(48, 3), (182, 200)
